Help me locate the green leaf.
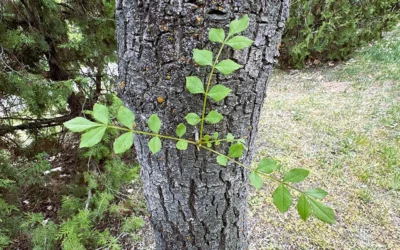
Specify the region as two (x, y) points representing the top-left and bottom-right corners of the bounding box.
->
(79, 127), (107, 148)
(176, 140), (188, 150)
(256, 158), (278, 174)
(208, 28), (225, 43)
(205, 110), (223, 124)
(148, 114), (161, 133)
(193, 49), (213, 66)
(148, 137), (162, 154)
(283, 168), (310, 183)
(216, 155), (228, 166)
(93, 103), (109, 124)
(273, 184), (292, 213)
(185, 113), (201, 125)
(176, 123), (187, 137)
(305, 188), (328, 200)
(229, 14), (249, 36)
(208, 85), (231, 101)
(226, 36), (253, 50)
(297, 194), (312, 221)
(309, 198), (336, 223)
(204, 135), (211, 141)
(238, 138), (246, 145)
(215, 59), (242, 75)
(117, 106), (135, 129)
(249, 171), (263, 190)
(226, 133), (234, 142)
(229, 143), (244, 158)
(113, 132), (134, 154)
(64, 117), (102, 132)
(186, 76), (205, 94)
(213, 132), (219, 139)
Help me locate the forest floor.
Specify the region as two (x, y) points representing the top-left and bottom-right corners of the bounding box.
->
(249, 29), (400, 249)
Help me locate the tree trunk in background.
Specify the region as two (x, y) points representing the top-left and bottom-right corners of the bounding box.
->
(116, 1), (289, 249)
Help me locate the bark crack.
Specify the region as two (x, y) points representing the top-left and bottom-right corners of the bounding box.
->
(218, 170), (231, 249)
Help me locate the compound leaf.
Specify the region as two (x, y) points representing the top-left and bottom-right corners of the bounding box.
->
(309, 198), (336, 223)
(283, 168), (310, 183)
(209, 28), (225, 43)
(215, 59), (242, 75)
(93, 103), (109, 125)
(226, 36), (253, 50)
(64, 117), (102, 132)
(205, 110), (223, 124)
(117, 106), (135, 129)
(113, 132), (134, 154)
(249, 171), (263, 190)
(283, 168), (310, 182)
(186, 76), (205, 94)
(213, 132), (219, 139)
(148, 137), (162, 154)
(176, 140), (188, 150)
(216, 155), (228, 166)
(229, 15), (249, 36)
(305, 188), (328, 200)
(208, 85), (231, 101)
(193, 49), (213, 66)
(297, 194), (312, 221)
(185, 113), (201, 125)
(148, 114), (162, 133)
(273, 184), (292, 213)
(226, 133), (234, 142)
(229, 143), (244, 158)
(80, 127), (107, 148)
(256, 158), (278, 174)
(176, 123), (187, 137)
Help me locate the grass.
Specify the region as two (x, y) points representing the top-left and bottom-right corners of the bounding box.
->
(249, 27), (400, 249)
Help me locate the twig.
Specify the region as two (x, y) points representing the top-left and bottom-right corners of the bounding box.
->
(85, 150), (94, 210)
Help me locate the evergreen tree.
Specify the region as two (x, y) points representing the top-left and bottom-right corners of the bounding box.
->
(0, 0), (116, 142)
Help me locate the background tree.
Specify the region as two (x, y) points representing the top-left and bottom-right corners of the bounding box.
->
(116, 1), (289, 248)
(0, 0), (116, 143)
(0, 1), (146, 249)
(279, 0), (400, 68)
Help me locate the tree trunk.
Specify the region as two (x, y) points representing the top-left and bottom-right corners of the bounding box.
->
(116, 1), (289, 249)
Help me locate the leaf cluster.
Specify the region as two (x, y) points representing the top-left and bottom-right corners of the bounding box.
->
(249, 161), (334, 223)
(63, 15), (336, 224)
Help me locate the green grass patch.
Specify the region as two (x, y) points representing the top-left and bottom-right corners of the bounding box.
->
(249, 26), (400, 249)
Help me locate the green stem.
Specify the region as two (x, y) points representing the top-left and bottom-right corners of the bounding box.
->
(107, 124), (303, 194)
(198, 145), (304, 194)
(107, 125), (197, 145)
(202, 138), (242, 144)
(199, 41), (227, 141)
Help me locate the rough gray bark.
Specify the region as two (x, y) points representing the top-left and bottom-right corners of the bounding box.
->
(116, 1), (289, 249)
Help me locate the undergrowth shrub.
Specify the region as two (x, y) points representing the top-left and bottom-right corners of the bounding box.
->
(280, 0), (400, 68)
(0, 96), (144, 250)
